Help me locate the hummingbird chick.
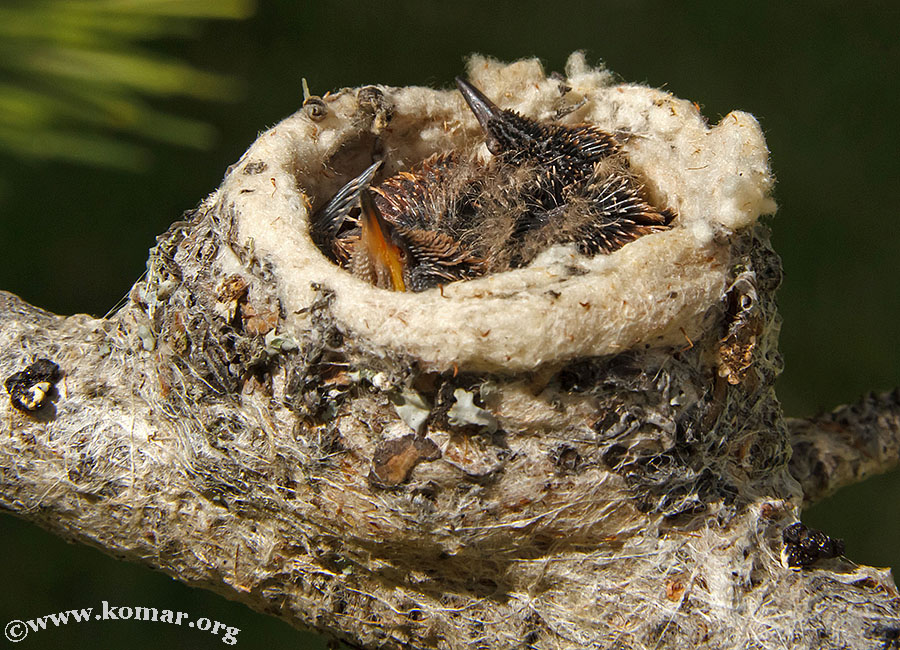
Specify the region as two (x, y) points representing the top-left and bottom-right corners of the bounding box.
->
(455, 77), (620, 189)
(312, 167), (483, 292)
(369, 153), (477, 233)
(310, 77), (675, 291)
(455, 77), (674, 269)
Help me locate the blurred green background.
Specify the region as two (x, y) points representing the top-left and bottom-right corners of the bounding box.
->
(1, 2), (898, 649)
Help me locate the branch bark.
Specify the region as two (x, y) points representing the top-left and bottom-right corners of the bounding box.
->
(788, 390), (900, 507)
(2, 54), (899, 650)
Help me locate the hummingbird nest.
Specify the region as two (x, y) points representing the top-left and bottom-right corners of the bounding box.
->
(15, 52), (893, 650)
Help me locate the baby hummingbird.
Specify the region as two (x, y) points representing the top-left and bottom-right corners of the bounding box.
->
(310, 77), (674, 291)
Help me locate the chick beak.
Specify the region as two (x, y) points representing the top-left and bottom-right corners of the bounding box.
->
(455, 77), (503, 154)
(311, 160), (382, 256)
(360, 190), (408, 292)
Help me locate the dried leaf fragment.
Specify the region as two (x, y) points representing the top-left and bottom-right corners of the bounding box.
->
(369, 434), (441, 487)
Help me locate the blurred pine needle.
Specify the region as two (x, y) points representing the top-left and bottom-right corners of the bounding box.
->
(0, 0), (255, 169)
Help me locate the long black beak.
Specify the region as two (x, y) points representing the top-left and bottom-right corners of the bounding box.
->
(311, 160), (382, 252)
(455, 77), (503, 154)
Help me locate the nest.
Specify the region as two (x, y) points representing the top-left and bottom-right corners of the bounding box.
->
(20, 54), (885, 650)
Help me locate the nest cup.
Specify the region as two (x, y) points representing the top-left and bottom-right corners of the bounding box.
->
(165, 53), (788, 564)
(218, 53), (775, 374)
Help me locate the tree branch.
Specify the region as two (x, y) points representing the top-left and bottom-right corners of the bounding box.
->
(788, 390), (900, 507)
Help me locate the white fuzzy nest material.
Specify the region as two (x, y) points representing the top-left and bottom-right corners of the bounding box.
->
(220, 52), (775, 373)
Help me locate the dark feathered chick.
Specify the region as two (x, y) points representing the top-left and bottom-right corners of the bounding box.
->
(369, 153), (474, 232)
(311, 166), (483, 292)
(355, 189), (483, 292)
(455, 77), (674, 267)
(310, 77), (675, 291)
(456, 77), (619, 190)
